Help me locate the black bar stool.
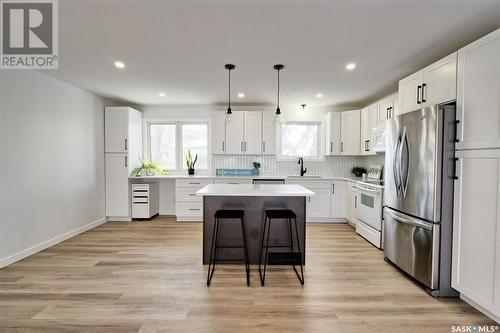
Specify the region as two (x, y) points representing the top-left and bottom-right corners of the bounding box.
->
(207, 209), (250, 286)
(258, 209), (304, 286)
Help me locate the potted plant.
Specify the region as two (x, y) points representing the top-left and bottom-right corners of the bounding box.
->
(351, 166), (367, 178)
(252, 161), (261, 176)
(130, 158), (167, 177)
(186, 150), (198, 175)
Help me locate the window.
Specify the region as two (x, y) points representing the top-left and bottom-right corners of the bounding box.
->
(181, 124), (208, 169)
(150, 124), (176, 169)
(279, 122), (321, 158)
(148, 121), (209, 171)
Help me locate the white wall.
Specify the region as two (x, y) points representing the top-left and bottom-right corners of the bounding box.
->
(0, 71), (107, 267)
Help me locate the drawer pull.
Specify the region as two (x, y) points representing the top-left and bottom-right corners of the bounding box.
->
(189, 208), (201, 211)
(133, 202), (148, 204)
(189, 182), (200, 185)
(188, 193), (196, 196)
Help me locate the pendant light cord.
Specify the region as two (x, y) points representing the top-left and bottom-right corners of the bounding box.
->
(277, 68), (280, 110)
(228, 68), (231, 109)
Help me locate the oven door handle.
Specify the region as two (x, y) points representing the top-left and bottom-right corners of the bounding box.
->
(385, 209), (433, 231)
(353, 185), (381, 193)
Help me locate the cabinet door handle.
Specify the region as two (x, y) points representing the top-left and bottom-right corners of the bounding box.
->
(421, 83), (427, 103)
(125, 156), (128, 168)
(262, 141), (265, 152)
(241, 141), (244, 152)
(452, 157), (459, 180)
(417, 85), (422, 104)
(125, 139), (128, 151)
(387, 108), (390, 120)
(367, 140), (370, 151)
(390, 107), (393, 118)
(330, 142), (333, 153)
(354, 195), (357, 208)
(341, 142), (344, 153)
(454, 120), (460, 143)
(222, 141), (225, 152)
(332, 183), (335, 194)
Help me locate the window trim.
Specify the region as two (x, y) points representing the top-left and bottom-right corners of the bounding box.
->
(145, 119), (210, 173)
(276, 121), (324, 161)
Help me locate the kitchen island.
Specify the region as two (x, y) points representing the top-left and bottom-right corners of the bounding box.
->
(196, 184), (314, 265)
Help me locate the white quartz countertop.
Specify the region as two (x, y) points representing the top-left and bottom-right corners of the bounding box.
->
(131, 174), (384, 190)
(196, 184), (315, 197)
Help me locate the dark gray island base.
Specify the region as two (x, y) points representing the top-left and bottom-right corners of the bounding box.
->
(202, 195), (306, 265)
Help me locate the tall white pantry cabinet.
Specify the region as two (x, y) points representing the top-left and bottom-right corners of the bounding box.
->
(451, 28), (500, 322)
(105, 107), (143, 221)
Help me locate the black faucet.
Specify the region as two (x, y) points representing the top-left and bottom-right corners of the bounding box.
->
(298, 157), (307, 176)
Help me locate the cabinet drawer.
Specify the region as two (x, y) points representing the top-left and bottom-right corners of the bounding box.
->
(176, 179), (213, 188)
(176, 202), (203, 217)
(176, 187), (202, 202)
(132, 197), (149, 203)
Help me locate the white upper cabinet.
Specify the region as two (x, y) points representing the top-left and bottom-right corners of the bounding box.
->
(398, 71), (424, 115)
(456, 28), (500, 150)
(225, 112), (245, 154)
(211, 111), (274, 155)
(105, 107), (142, 166)
(452, 149), (500, 317)
(377, 93), (397, 125)
(398, 52), (457, 115)
(325, 112), (342, 155)
(105, 107), (142, 155)
(423, 53), (457, 106)
(360, 104), (378, 155)
(341, 110), (361, 155)
(211, 112), (226, 154)
(243, 112), (262, 154)
(262, 112), (276, 155)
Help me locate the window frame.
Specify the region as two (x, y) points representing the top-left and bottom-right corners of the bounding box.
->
(146, 119), (210, 173)
(276, 121), (324, 161)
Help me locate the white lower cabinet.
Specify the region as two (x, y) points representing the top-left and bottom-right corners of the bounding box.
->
(214, 179), (253, 185)
(105, 154), (131, 219)
(307, 187), (332, 220)
(346, 183), (359, 226)
(452, 149), (500, 319)
(175, 179), (213, 221)
(331, 181), (346, 218)
(287, 179), (349, 222)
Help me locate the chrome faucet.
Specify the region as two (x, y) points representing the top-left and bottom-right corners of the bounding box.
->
(298, 157), (307, 176)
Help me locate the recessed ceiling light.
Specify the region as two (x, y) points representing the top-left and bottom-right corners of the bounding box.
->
(237, 92), (245, 98)
(159, 92), (166, 97)
(316, 93), (323, 98)
(345, 62), (356, 71)
(114, 61), (125, 69)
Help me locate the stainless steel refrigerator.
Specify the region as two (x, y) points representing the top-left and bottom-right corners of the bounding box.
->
(384, 104), (458, 297)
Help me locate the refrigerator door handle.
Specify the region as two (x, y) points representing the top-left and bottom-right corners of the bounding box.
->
(400, 127), (410, 198)
(385, 209), (433, 231)
(393, 131), (402, 197)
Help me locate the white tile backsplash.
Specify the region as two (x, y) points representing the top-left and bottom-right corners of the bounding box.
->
(212, 154), (385, 178)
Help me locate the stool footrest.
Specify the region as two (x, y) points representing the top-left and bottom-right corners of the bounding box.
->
(267, 252), (302, 265)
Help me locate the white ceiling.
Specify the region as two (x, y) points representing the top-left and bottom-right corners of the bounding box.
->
(44, 0), (500, 108)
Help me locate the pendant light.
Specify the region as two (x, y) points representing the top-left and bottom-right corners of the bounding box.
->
(274, 64), (285, 123)
(225, 64), (235, 122)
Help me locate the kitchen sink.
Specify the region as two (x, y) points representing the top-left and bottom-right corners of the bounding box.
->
(287, 175), (324, 179)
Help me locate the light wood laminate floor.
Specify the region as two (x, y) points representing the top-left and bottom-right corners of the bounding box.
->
(0, 217), (495, 333)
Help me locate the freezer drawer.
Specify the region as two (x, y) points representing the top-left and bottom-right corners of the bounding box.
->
(384, 207), (440, 289)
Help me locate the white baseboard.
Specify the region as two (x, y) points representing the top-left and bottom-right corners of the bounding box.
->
(461, 295), (500, 323)
(0, 217), (107, 268)
(107, 216), (132, 222)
